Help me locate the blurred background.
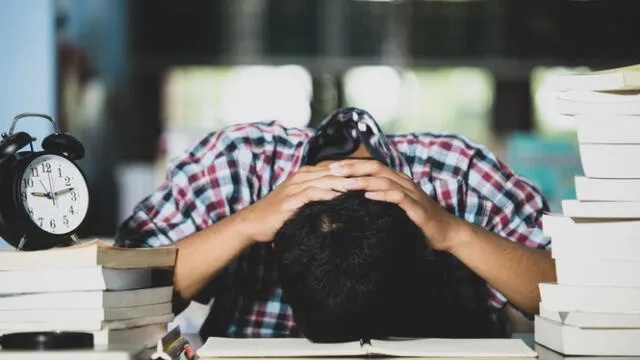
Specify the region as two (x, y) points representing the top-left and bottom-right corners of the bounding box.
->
(2, 0), (640, 242)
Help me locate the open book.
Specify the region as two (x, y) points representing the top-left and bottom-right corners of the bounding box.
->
(197, 337), (537, 358)
(0, 240), (177, 270)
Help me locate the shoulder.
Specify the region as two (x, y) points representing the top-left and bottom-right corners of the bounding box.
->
(388, 132), (485, 179)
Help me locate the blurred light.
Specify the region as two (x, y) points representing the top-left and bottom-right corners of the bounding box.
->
(343, 66), (402, 125)
(220, 65), (312, 128)
(532, 66), (590, 132)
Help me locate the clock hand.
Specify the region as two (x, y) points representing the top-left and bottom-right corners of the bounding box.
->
(54, 187), (75, 196)
(38, 180), (53, 199)
(30, 191), (49, 197)
(46, 169), (57, 207)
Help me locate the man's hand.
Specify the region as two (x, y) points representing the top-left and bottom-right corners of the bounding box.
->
(241, 165), (351, 243)
(330, 159), (463, 252)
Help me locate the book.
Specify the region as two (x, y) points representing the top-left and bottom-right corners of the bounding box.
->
(535, 343), (640, 360)
(0, 314), (174, 332)
(575, 176), (640, 202)
(561, 199), (640, 219)
(0, 346), (141, 360)
(0, 267), (155, 294)
(196, 337), (537, 358)
(579, 144), (640, 179)
(539, 283), (640, 313)
(0, 302), (171, 322)
(575, 114), (640, 144)
(0, 240), (177, 270)
(542, 214), (640, 261)
(555, 258), (640, 287)
(535, 315), (640, 356)
(0, 287), (173, 310)
(555, 94), (640, 116)
(539, 305), (640, 328)
(547, 64), (640, 91)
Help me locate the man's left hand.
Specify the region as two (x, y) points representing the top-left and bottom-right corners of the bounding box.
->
(330, 159), (463, 252)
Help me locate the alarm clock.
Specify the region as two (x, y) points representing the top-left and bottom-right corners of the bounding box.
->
(0, 113), (89, 251)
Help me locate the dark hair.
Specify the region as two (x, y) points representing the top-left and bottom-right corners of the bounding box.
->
(274, 191), (502, 342)
(273, 191), (426, 342)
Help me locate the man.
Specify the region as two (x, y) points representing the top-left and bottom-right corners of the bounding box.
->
(116, 107), (555, 339)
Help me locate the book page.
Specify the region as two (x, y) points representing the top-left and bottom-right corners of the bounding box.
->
(368, 338), (537, 358)
(197, 337), (364, 358)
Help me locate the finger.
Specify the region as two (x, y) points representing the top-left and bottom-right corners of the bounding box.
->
(329, 160), (416, 189)
(283, 187), (341, 211)
(287, 168), (335, 184)
(288, 175), (353, 194)
(364, 189), (416, 208)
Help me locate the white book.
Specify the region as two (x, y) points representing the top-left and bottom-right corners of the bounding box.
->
(539, 304), (640, 328)
(575, 114), (640, 144)
(555, 96), (640, 116)
(575, 176), (640, 201)
(0, 240), (176, 271)
(0, 347), (137, 360)
(562, 199), (640, 218)
(547, 64), (640, 91)
(579, 144), (640, 179)
(197, 337), (537, 358)
(0, 323), (167, 351)
(555, 258), (640, 287)
(535, 315), (640, 356)
(0, 287), (173, 310)
(539, 282), (640, 313)
(0, 314), (174, 332)
(0, 302), (171, 322)
(535, 344), (640, 360)
(542, 214), (640, 261)
(0, 267), (153, 294)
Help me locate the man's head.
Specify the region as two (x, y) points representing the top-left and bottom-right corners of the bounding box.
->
(273, 191), (426, 342)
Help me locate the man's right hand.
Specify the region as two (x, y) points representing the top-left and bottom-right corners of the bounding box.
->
(240, 165), (350, 243)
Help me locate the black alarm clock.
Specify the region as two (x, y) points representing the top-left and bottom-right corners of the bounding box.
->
(0, 113), (89, 251)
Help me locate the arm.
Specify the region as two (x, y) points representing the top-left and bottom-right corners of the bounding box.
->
(332, 159), (555, 316)
(447, 218), (555, 315)
(117, 164), (351, 300)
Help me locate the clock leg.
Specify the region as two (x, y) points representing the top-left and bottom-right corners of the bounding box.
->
(71, 233), (81, 245)
(16, 235), (27, 251)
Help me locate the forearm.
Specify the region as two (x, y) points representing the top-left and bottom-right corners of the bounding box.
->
(172, 210), (255, 300)
(447, 220), (556, 316)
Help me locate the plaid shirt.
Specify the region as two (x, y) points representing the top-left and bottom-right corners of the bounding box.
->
(116, 121), (550, 338)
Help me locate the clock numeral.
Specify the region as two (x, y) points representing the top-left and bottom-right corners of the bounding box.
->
(58, 168), (63, 177)
(22, 178), (34, 188)
(69, 206), (75, 215)
(65, 176), (72, 186)
(40, 163), (51, 173)
(49, 218), (56, 230)
(31, 167), (39, 177)
(63, 216), (69, 227)
(28, 207), (34, 217)
(37, 217), (44, 227)
(20, 192), (27, 202)
(70, 191), (78, 201)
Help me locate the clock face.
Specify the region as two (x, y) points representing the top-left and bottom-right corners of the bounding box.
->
(18, 154), (89, 235)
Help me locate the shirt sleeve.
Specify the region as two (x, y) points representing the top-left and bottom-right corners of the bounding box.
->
(463, 147), (551, 308)
(114, 131), (240, 302)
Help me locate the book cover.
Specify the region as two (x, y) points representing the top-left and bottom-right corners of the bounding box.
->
(539, 282), (640, 313)
(0, 240), (177, 271)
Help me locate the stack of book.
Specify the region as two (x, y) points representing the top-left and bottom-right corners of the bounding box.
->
(0, 241), (177, 349)
(535, 64), (640, 356)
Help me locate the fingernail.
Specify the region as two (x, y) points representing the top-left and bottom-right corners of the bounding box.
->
(330, 164), (344, 175)
(344, 179), (357, 188)
(365, 192), (379, 199)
